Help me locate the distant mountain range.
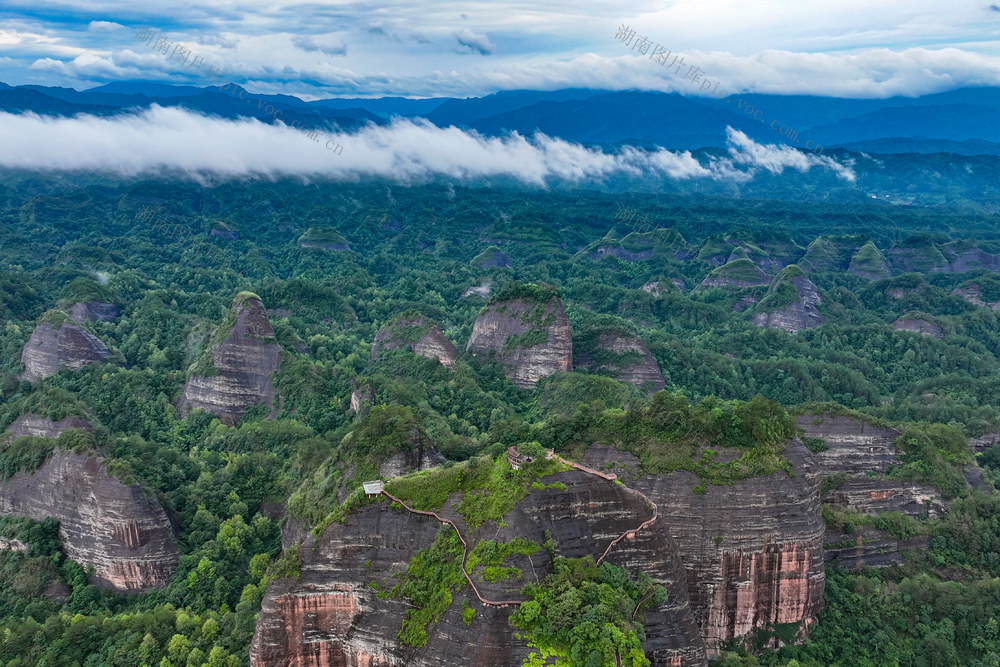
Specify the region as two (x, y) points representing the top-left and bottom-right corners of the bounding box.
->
(2, 81), (999, 155)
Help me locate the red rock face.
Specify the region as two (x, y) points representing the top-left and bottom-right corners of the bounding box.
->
(706, 544), (817, 647)
(581, 442), (826, 657)
(466, 297), (572, 388)
(0, 450), (177, 590)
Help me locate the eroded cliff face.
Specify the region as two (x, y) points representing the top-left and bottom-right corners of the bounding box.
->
(580, 443), (826, 657)
(5, 413), (92, 440)
(179, 294), (282, 426)
(0, 450), (178, 591)
(371, 315), (459, 370)
(696, 259), (770, 290)
(576, 332), (665, 392)
(752, 270), (825, 334)
(466, 297), (572, 388)
(377, 448), (447, 479)
(797, 414), (947, 569)
(69, 301), (120, 322)
(953, 284), (1000, 310)
(893, 317), (943, 338)
(251, 470), (708, 666)
(20, 316), (113, 382)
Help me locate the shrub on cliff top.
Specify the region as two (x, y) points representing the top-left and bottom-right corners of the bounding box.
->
(489, 281), (560, 306)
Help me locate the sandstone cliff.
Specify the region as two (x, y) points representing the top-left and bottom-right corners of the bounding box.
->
(0, 449), (178, 591)
(752, 266), (825, 333)
(893, 315), (944, 338)
(466, 287), (572, 388)
(580, 442), (825, 657)
(471, 246), (512, 269)
(179, 292), (282, 426)
(953, 283), (1000, 310)
(20, 311), (114, 382)
(5, 413), (92, 440)
(251, 469), (707, 666)
(371, 314), (459, 370)
(69, 301), (120, 322)
(575, 326), (665, 392)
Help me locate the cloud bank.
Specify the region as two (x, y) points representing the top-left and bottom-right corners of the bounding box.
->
(0, 106), (855, 185)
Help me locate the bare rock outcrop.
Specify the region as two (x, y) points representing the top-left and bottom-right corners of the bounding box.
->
(251, 470), (707, 666)
(581, 442), (826, 657)
(471, 246), (512, 269)
(0, 450), (178, 590)
(752, 266), (825, 333)
(371, 314), (459, 370)
(377, 448), (447, 479)
(69, 301), (121, 322)
(795, 415), (900, 476)
(576, 329), (665, 392)
(824, 478), (945, 518)
(20, 311), (113, 382)
(893, 316), (943, 338)
(823, 525), (929, 570)
(5, 413), (92, 440)
(466, 286), (572, 388)
(952, 283), (1000, 310)
(179, 292), (282, 426)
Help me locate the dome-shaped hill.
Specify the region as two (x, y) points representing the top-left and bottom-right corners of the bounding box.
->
(752, 265), (825, 333)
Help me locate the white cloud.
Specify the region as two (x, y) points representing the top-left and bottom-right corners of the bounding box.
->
(0, 107), (854, 185)
(455, 28), (493, 55)
(291, 35), (347, 56)
(87, 21), (123, 32)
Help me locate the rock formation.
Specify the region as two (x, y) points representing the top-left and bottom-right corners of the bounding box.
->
(797, 236), (861, 273)
(953, 283), (1000, 310)
(69, 301), (120, 322)
(847, 241), (891, 280)
(5, 413), (92, 440)
(298, 227), (351, 251)
(20, 311), (114, 382)
(471, 246), (513, 269)
(466, 287), (572, 388)
(887, 241), (949, 273)
(933, 243), (1000, 273)
(179, 292), (282, 426)
(349, 385), (375, 414)
(377, 448), (447, 479)
(752, 266), (825, 333)
(893, 315), (944, 338)
(251, 469), (708, 666)
(462, 284), (492, 299)
(0, 449), (178, 590)
(580, 442), (826, 657)
(794, 415), (900, 476)
(575, 327), (665, 392)
(695, 258), (770, 290)
(371, 314), (459, 370)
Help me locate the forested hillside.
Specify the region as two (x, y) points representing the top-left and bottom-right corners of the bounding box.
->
(1, 174), (1000, 665)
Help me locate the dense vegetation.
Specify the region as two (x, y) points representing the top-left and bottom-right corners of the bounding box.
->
(0, 175), (999, 664)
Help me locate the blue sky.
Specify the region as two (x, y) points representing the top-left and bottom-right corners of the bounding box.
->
(1, 0), (999, 99)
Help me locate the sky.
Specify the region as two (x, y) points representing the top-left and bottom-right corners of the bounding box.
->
(1, 0), (1000, 99)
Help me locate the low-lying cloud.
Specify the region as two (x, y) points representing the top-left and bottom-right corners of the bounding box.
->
(0, 106), (855, 184)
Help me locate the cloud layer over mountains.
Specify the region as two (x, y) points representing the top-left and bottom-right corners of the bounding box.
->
(0, 106), (854, 184)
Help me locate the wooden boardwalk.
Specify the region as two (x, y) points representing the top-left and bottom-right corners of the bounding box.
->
(381, 451), (658, 608)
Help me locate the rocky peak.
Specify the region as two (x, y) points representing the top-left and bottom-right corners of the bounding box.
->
(575, 319), (665, 392)
(752, 266), (825, 333)
(471, 246), (512, 269)
(179, 292), (282, 426)
(847, 241), (891, 280)
(695, 258), (770, 290)
(466, 283), (572, 388)
(20, 310), (114, 382)
(798, 235), (863, 273)
(371, 314), (459, 370)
